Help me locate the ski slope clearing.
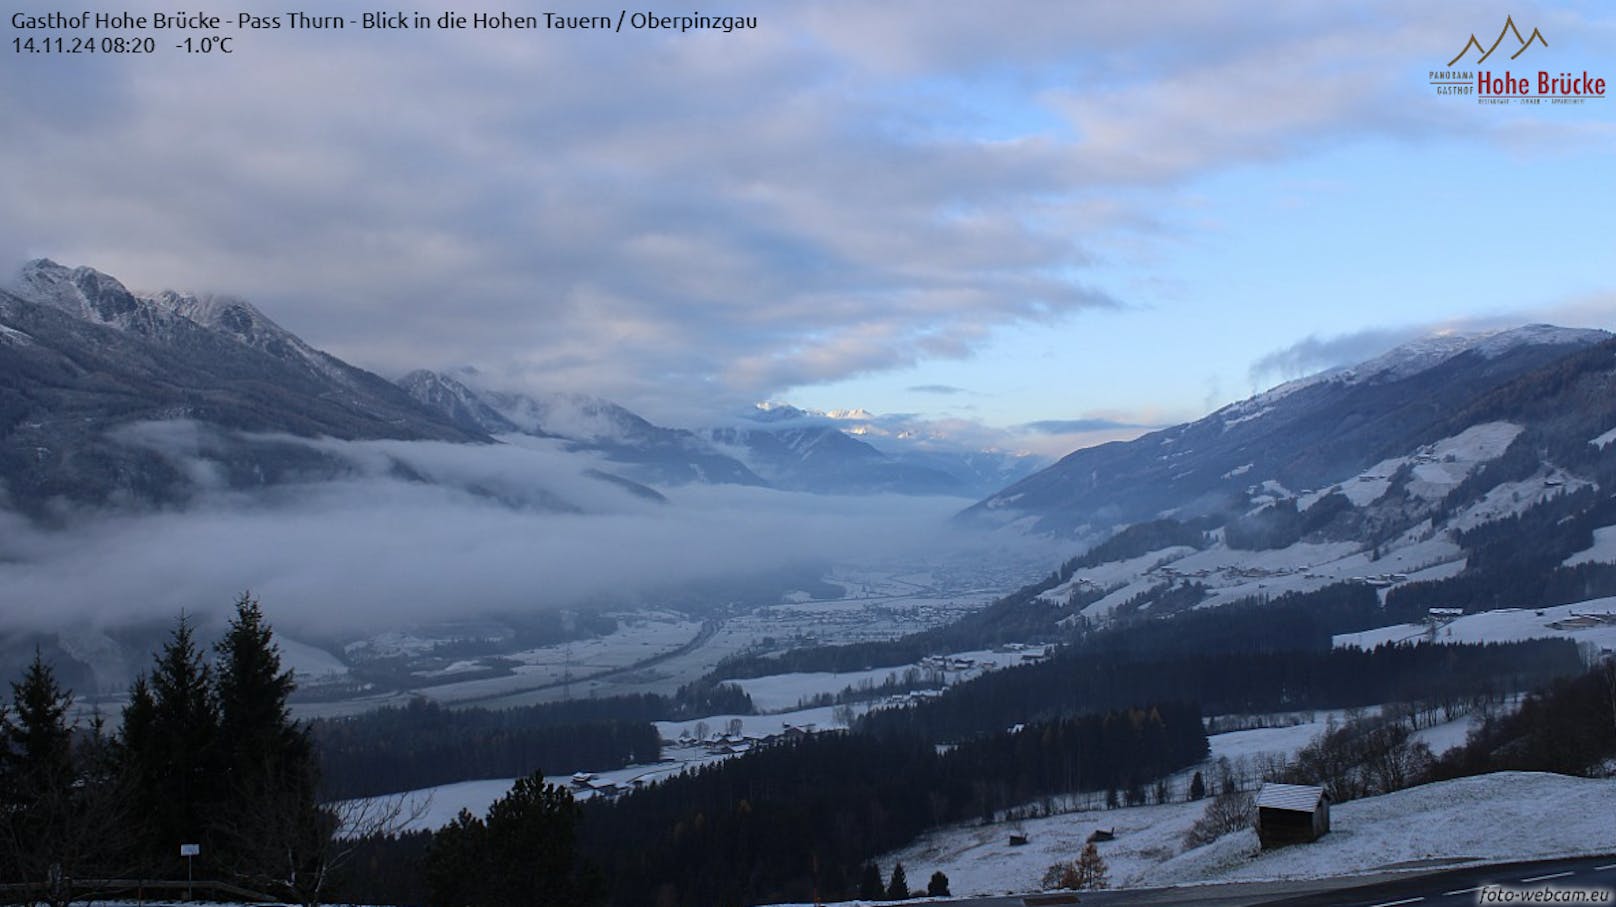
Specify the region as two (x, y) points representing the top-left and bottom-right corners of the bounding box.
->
(1334, 600), (1616, 654)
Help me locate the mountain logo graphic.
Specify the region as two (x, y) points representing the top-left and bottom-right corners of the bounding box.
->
(1448, 15), (1547, 66)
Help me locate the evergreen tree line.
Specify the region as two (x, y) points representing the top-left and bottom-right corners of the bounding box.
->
(574, 703), (1207, 907)
(1426, 660), (1616, 780)
(858, 639), (1582, 744)
(314, 697), (662, 799)
(0, 595), (332, 906)
(854, 862), (950, 900)
(1091, 581), (1386, 657)
(423, 774), (604, 907)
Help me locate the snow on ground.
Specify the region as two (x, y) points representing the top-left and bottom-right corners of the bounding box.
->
(1335, 600), (1616, 653)
(1448, 469), (1593, 532)
(876, 710), (1499, 897)
(654, 703), (857, 741)
(880, 772), (1615, 898)
(1592, 426), (1616, 450)
(1565, 525), (1616, 567)
(350, 778), (516, 834)
(883, 797), (1207, 897)
(1412, 716), (1477, 756)
(1404, 422), (1524, 500)
(1042, 546), (1199, 605)
(342, 744), (740, 834)
(1206, 719), (1338, 765)
(1299, 422), (1521, 510)
(1153, 772), (1616, 886)
(279, 637), (349, 680)
(733, 649), (1028, 712)
(1336, 457), (1404, 507)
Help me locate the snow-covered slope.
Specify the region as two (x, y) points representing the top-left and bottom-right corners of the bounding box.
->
(1153, 772), (1616, 886)
(875, 772), (1616, 898)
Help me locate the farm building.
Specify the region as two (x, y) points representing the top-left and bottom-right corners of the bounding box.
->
(1256, 782), (1330, 848)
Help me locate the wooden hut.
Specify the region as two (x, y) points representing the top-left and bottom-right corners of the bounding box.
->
(1255, 783), (1330, 847)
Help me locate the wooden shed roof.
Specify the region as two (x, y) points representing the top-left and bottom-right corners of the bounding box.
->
(1256, 783), (1328, 812)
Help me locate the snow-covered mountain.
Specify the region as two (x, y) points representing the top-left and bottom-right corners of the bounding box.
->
(962, 325), (1614, 537)
(702, 405), (1045, 497)
(398, 370), (767, 488)
(1, 260), (1037, 515)
(0, 260), (485, 517)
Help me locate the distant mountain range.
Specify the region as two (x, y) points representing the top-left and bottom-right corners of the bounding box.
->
(0, 260), (1041, 519)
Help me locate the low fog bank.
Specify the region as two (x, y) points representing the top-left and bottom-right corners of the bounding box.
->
(0, 428), (1010, 644)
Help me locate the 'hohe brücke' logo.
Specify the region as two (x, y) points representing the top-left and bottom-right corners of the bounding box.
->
(1429, 15), (1605, 104)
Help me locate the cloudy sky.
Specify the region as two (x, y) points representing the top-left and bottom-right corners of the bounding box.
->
(5, 0), (1614, 455)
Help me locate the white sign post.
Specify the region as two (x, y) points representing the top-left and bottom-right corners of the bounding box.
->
(180, 844), (200, 900)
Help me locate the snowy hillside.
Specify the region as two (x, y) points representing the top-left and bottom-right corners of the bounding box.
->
(874, 772), (1615, 898)
(1335, 601), (1616, 655)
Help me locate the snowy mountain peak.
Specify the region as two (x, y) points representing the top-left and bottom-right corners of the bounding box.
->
(1221, 324), (1611, 427)
(13, 258), (152, 329)
(748, 402), (814, 423)
(1331, 324), (1608, 386)
(398, 369), (520, 435)
(1472, 324), (1610, 357)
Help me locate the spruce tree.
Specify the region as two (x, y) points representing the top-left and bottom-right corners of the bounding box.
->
(927, 870), (950, 897)
(121, 613), (222, 877)
(482, 772), (602, 907)
(857, 863), (884, 900)
(2, 651), (122, 907)
(211, 594), (330, 905)
(885, 862), (909, 900)
(424, 809), (488, 907)
(214, 592), (313, 817)
(5, 650), (73, 791)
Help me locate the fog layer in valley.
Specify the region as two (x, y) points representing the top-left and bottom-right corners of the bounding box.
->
(0, 424), (1002, 642)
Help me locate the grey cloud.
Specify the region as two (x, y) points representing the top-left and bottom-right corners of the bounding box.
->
(3, 1), (1596, 425)
(1249, 328), (1423, 385)
(908, 384), (968, 395)
(1246, 311), (1559, 387)
(1020, 418), (1150, 434)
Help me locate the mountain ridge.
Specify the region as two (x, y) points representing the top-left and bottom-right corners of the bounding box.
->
(962, 325), (1614, 537)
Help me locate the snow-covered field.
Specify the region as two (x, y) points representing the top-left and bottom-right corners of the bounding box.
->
(872, 709), (1492, 897)
(654, 703), (860, 741)
(345, 702), (875, 833)
(342, 743), (742, 835)
(732, 649), (1031, 712)
(1566, 526), (1616, 567)
(1335, 600), (1616, 654)
(279, 636), (349, 680)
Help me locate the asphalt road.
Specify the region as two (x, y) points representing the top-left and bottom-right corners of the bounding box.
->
(920, 854), (1616, 907)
